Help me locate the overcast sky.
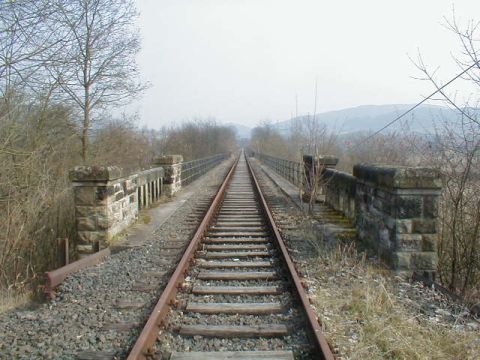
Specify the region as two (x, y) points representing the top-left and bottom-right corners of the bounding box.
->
(131, 0), (480, 129)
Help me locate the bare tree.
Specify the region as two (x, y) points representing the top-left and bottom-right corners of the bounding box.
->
(412, 13), (480, 296)
(0, 1), (63, 117)
(50, 0), (146, 162)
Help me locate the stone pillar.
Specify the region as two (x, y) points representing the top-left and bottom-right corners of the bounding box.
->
(302, 154), (339, 202)
(154, 155), (183, 196)
(353, 165), (442, 277)
(70, 166), (138, 255)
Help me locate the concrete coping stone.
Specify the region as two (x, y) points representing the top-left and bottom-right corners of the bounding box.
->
(303, 154), (339, 167)
(353, 164), (442, 189)
(153, 155), (183, 165)
(70, 166), (123, 182)
(324, 168), (356, 182)
(137, 167), (165, 184)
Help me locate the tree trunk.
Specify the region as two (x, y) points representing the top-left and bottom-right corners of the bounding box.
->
(82, 85), (90, 163)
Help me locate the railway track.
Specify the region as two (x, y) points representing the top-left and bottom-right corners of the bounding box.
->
(127, 152), (334, 360)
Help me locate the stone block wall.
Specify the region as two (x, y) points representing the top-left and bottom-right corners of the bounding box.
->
(254, 150), (443, 275)
(354, 165), (442, 275)
(71, 153), (227, 256)
(70, 166), (140, 254)
(154, 155), (183, 196)
(303, 155), (339, 202)
(323, 169), (357, 221)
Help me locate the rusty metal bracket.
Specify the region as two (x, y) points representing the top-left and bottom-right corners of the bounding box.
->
(44, 248), (111, 299)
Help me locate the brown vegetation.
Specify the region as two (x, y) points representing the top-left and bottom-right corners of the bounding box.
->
(249, 15), (480, 300)
(0, 105), (237, 299)
(0, 0), (238, 302)
(250, 113), (480, 302)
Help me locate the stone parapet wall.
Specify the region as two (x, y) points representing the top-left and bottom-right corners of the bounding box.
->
(303, 154), (339, 202)
(353, 164), (442, 276)
(323, 168), (356, 221)
(70, 166), (145, 254)
(154, 155), (183, 196)
(71, 165), (166, 255)
(254, 151), (443, 275)
(71, 153), (228, 256)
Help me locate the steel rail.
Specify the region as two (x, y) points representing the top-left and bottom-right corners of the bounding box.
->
(245, 155), (335, 360)
(127, 155), (240, 360)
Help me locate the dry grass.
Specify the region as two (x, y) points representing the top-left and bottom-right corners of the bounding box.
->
(141, 214), (152, 224)
(0, 288), (32, 314)
(307, 244), (480, 360)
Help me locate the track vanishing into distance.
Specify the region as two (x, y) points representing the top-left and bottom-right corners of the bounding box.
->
(127, 152), (334, 360)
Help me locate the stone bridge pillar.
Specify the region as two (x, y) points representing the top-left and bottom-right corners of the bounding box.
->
(70, 166), (138, 255)
(353, 165), (442, 278)
(302, 154), (339, 202)
(153, 155), (183, 196)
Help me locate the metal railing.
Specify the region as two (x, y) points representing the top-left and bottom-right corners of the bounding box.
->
(181, 153), (229, 185)
(254, 152), (303, 188)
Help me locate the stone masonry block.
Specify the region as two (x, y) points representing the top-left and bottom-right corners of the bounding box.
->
(163, 165), (182, 182)
(153, 155), (183, 165)
(412, 219), (437, 234)
(423, 195), (439, 218)
(396, 234), (423, 251)
(77, 231), (107, 244)
(124, 178), (137, 192)
(421, 234), (437, 251)
(70, 166), (123, 182)
(163, 183), (180, 196)
(95, 186), (114, 203)
(76, 217), (97, 231)
(115, 191), (125, 201)
(97, 214), (114, 230)
(353, 164), (442, 190)
(384, 215), (395, 230)
(410, 252), (437, 270)
(75, 205), (107, 218)
(74, 187), (96, 205)
(76, 244), (96, 254)
(396, 219), (412, 233)
(317, 155), (339, 168)
(392, 252), (412, 270)
(395, 196), (422, 219)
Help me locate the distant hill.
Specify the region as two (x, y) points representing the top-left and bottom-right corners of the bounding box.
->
(273, 104), (472, 135)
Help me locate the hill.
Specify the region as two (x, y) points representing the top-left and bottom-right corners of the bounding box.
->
(273, 104), (469, 135)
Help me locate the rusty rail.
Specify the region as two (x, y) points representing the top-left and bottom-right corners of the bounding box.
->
(246, 155), (335, 360)
(126, 155), (240, 360)
(127, 151), (334, 359)
(44, 248), (111, 298)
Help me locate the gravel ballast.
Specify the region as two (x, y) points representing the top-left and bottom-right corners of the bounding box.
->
(0, 160), (233, 360)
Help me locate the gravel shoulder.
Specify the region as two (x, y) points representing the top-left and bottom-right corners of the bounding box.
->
(0, 159), (233, 360)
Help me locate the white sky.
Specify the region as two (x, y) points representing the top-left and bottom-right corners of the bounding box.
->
(131, 0), (480, 129)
